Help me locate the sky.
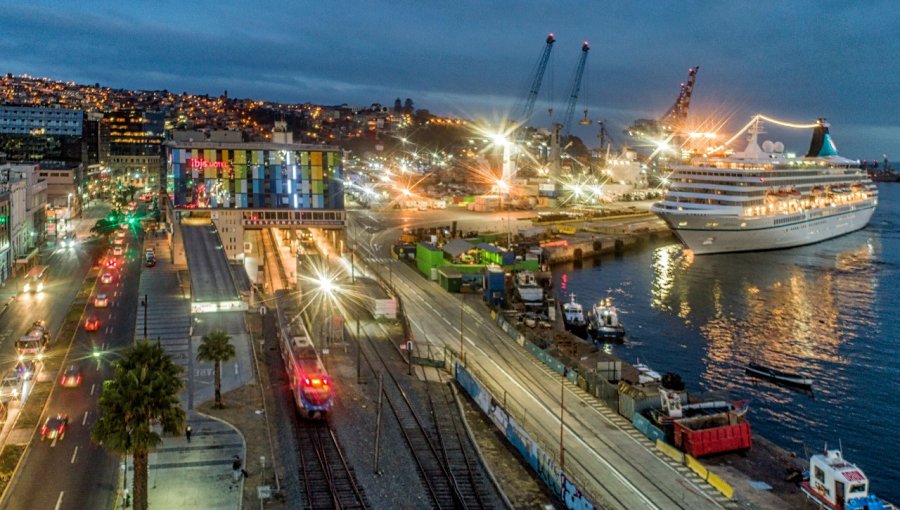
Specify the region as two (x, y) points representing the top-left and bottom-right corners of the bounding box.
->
(1, 0), (898, 158)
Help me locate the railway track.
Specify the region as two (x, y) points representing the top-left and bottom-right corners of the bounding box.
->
(296, 418), (371, 510)
(360, 328), (492, 510)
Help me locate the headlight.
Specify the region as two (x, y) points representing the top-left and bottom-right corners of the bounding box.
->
(37, 353), (44, 361)
(23, 284), (30, 292)
(37, 283), (44, 292)
(17, 355), (23, 362)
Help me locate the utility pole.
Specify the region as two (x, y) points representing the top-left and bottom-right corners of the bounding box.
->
(559, 370), (565, 471)
(373, 372), (383, 475)
(459, 294), (465, 361)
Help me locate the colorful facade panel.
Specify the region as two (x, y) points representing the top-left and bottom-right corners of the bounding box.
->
(166, 147), (343, 211)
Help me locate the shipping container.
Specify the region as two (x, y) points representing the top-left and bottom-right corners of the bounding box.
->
(673, 412), (752, 457)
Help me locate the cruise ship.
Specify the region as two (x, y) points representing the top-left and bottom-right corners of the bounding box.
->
(651, 116), (877, 255)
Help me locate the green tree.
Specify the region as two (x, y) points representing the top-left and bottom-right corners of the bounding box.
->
(197, 330), (236, 409)
(92, 342), (185, 510)
(90, 213), (121, 236)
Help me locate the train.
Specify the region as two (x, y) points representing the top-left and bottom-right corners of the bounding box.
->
(279, 323), (334, 419)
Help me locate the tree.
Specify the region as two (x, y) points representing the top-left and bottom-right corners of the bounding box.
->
(197, 330), (236, 409)
(91, 213), (121, 236)
(92, 341), (185, 510)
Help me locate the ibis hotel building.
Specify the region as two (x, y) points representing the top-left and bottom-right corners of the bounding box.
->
(164, 128), (344, 263)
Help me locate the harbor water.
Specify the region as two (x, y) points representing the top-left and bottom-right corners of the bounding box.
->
(555, 183), (900, 502)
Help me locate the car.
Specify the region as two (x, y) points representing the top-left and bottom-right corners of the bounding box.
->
(119, 223), (128, 231)
(15, 359), (36, 381)
(114, 237), (124, 245)
(145, 257), (156, 268)
(105, 258), (117, 269)
(94, 294), (109, 308)
(101, 272), (114, 284)
(41, 414), (69, 441)
(0, 372), (22, 402)
(84, 316), (101, 331)
(61, 365), (82, 388)
(113, 246), (124, 256)
(115, 230), (126, 238)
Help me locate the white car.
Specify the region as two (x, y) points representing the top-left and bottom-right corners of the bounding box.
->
(94, 294), (109, 308)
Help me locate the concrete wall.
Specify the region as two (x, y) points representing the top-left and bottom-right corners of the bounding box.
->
(211, 209), (245, 261)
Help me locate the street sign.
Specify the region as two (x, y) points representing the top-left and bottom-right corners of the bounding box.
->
(257, 486), (272, 500)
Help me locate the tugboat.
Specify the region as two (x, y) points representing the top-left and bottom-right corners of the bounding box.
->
(801, 447), (895, 510)
(745, 362), (813, 390)
(561, 294), (588, 338)
(588, 297), (625, 342)
(514, 271), (544, 304)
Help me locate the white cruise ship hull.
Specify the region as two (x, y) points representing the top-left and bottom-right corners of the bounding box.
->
(653, 202), (876, 255)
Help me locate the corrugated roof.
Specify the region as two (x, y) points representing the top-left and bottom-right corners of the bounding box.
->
(442, 239), (475, 258)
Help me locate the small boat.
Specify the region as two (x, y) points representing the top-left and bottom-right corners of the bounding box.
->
(514, 271), (544, 303)
(588, 297), (625, 342)
(561, 294), (588, 338)
(745, 362), (813, 389)
(800, 447), (896, 510)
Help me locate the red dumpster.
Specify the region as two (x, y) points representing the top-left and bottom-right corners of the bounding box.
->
(673, 412), (752, 457)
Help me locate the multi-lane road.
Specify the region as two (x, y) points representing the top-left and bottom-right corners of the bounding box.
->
(0, 223), (145, 510)
(347, 207), (731, 510)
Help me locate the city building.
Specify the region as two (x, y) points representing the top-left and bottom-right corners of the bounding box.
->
(107, 108), (164, 189)
(38, 161), (82, 237)
(164, 125), (344, 261)
(7, 163), (48, 263)
(0, 105), (84, 163)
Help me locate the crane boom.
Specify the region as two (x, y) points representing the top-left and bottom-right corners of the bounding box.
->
(520, 33), (556, 124)
(561, 41), (590, 137)
(660, 65), (699, 132)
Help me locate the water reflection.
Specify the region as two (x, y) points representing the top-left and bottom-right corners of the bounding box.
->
(649, 237), (879, 388)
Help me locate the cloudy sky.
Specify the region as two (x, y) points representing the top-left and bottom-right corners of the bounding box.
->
(2, 1), (898, 158)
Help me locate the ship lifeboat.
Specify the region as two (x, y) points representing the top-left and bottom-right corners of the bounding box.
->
(810, 186), (825, 197)
(851, 182), (864, 192)
(789, 187), (801, 197)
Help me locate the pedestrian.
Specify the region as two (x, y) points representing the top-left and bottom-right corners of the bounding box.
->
(185, 425), (192, 443)
(232, 455), (242, 482)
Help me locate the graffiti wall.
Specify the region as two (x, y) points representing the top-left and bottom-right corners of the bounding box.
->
(455, 362), (595, 510)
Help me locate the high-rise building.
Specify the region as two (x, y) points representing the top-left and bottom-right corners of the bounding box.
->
(0, 105), (84, 163)
(107, 109), (164, 189)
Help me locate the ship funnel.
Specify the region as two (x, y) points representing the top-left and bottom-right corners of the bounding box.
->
(806, 117), (839, 157)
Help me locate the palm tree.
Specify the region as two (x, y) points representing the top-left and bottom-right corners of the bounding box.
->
(92, 341), (185, 510)
(197, 330), (236, 409)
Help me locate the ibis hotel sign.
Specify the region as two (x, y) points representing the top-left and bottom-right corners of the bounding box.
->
(187, 158), (232, 172)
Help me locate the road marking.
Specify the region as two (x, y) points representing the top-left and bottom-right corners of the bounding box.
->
(114, 291), (118, 297)
(105, 327), (110, 334)
(90, 383), (96, 395)
(71, 446), (79, 464)
(55, 492), (64, 510)
(82, 411), (89, 426)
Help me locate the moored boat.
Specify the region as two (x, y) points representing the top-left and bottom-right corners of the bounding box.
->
(588, 297), (625, 342)
(514, 271), (544, 303)
(800, 448), (896, 510)
(745, 362), (813, 389)
(561, 294), (588, 338)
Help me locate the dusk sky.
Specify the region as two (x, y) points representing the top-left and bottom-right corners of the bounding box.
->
(2, 1), (898, 158)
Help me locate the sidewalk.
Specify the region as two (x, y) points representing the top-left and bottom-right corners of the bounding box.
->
(141, 412), (245, 510)
(134, 238), (246, 510)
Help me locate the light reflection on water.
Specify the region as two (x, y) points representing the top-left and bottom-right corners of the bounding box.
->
(554, 185), (900, 502)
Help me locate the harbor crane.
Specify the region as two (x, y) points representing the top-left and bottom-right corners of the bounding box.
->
(659, 65), (699, 134)
(518, 33), (556, 126)
(561, 41), (590, 137)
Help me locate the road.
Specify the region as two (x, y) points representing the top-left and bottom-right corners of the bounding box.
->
(1, 223), (145, 510)
(346, 207), (729, 509)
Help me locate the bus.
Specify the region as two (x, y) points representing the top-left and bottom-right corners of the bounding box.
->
(23, 265), (48, 293)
